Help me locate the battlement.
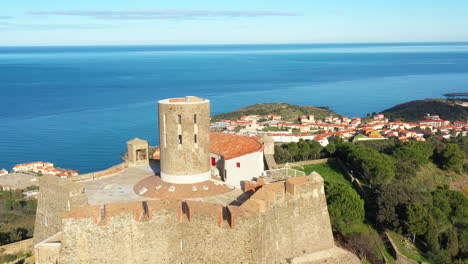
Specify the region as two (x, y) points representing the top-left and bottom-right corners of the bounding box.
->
(229, 176), (318, 228)
(62, 200), (183, 225)
(61, 174), (323, 229)
(159, 96), (209, 104)
(186, 200), (224, 227)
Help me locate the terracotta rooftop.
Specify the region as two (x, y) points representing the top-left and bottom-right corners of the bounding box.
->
(210, 132), (263, 160)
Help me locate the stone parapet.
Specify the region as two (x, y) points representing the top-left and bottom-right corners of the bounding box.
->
(61, 175), (322, 229)
(71, 162), (128, 182)
(62, 200), (183, 225)
(185, 200), (223, 227)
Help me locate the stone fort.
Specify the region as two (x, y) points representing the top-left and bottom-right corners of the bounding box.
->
(33, 96), (360, 264)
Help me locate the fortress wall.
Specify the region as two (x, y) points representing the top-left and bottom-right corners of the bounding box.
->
(231, 176), (335, 263)
(71, 162), (128, 182)
(33, 174), (88, 245)
(54, 173), (343, 264)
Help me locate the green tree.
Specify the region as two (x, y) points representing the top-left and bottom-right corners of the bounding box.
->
(336, 143), (395, 186)
(404, 203), (428, 242)
(287, 142), (299, 162)
(309, 141), (323, 160)
(329, 135), (344, 145)
(325, 143), (336, 156)
(448, 228), (459, 257)
(325, 182), (365, 234)
(274, 145), (290, 164)
(459, 231), (468, 258)
(427, 249), (452, 264)
(435, 143), (465, 172)
(392, 142), (434, 180)
(374, 183), (429, 230)
(426, 216), (440, 251)
(298, 140), (311, 160)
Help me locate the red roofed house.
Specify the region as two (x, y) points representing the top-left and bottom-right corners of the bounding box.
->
(210, 132), (265, 188)
(418, 119), (450, 127)
(0, 169), (8, 177)
(400, 130), (416, 138)
(454, 121), (468, 127)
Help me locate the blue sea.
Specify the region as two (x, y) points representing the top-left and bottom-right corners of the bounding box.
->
(1, 43), (468, 173)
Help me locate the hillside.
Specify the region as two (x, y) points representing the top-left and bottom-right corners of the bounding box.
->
(382, 99), (468, 122)
(211, 103), (340, 122)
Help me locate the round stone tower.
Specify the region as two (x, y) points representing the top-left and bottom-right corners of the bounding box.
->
(158, 96), (211, 184)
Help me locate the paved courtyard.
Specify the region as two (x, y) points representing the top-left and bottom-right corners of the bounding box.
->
(82, 164), (246, 206)
(83, 166), (156, 205)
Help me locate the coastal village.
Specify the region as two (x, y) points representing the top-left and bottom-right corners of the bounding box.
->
(211, 112), (468, 146)
(1, 110), (467, 190)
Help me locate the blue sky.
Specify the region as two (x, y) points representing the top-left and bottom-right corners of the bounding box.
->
(1, 0), (467, 46)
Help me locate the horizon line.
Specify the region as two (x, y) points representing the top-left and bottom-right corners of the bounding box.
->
(1, 40), (468, 48)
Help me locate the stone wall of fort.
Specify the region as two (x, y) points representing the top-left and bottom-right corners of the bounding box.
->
(44, 173), (359, 264)
(33, 174), (88, 245)
(71, 162), (128, 182)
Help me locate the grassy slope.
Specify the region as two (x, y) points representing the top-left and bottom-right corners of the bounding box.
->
(211, 102), (340, 122)
(382, 99), (468, 122)
(388, 231), (430, 263)
(296, 161), (351, 186)
(0, 191), (36, 246)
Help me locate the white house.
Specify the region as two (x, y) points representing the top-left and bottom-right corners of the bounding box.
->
(0, 169), (8, 177)
(210, 132), (265, 188)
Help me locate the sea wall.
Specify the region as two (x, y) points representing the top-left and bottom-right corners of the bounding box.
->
(47, 173), (357, 264)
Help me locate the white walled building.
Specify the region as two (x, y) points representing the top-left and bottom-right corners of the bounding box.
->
(0, 169), (8, 177)
(210, 132), (265, 188)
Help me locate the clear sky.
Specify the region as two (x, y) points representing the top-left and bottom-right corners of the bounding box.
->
(1, 0), (467, 46)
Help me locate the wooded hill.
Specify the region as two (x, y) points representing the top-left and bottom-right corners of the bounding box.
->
(211, 102), (340, 122)
(382, 99), (468, 122)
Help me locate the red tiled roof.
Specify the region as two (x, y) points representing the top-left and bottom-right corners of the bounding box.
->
(211, 132), (263, 160)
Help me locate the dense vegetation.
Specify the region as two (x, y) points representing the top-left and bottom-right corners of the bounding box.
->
(382, 99), (468, 122)
(211, 102), (339, 122)
(296, 162), (392, 263)
(0, 188), (37, 246)
(336, 137), (467, 263)
(277, 134), (468, 263)
(274, 136), (343, 164)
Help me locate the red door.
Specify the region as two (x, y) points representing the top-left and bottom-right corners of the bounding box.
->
(211, 157), (216, 166)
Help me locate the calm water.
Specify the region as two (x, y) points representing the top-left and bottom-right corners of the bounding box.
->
(1, 43), (468, 172)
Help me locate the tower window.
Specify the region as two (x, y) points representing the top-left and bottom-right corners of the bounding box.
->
(194, 134), (197, 143)
(178, 114), (182, 124)
(236, 162), (241, 168)
(178, 135), (182, 144)
(194, 114), (197, 124)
